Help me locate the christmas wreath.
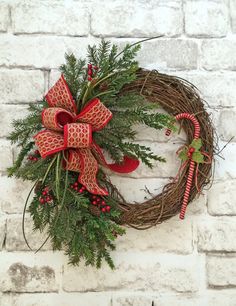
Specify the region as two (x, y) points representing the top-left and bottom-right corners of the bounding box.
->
(8, 39), (214, 269)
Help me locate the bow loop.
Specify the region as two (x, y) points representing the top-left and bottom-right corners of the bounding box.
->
(42, 107), (74, 132)
(75, 98), (112, 131)
(45, 75), (77, 114)
(34, 130), (65, 158)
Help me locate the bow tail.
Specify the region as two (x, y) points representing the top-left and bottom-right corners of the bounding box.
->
(91, 142), (140, 173)
(65, 149), (108, 196)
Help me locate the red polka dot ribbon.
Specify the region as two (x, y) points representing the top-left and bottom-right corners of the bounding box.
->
(34, 75), (139, 195)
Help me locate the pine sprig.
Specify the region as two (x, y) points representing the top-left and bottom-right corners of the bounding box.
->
(7, 102), (44, 146)
(121, 142), (166, 168)
(83, 39), (141, 106)
(8, 141), (34, 177)
(114, 105), (175, 130)
(60, 54), (86, 101)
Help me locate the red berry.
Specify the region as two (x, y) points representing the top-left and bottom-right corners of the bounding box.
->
(101, 201), (106, 205)
(189, 147), (195, 153)
(92, 195), (96, 199)
(46, 196), (51, 202)
(79, 189), (83, 193)
(74, 187), (78, 191)
(39, 197), (45, 204)
(96, 198), (100, 202)
(74, 182), (78, 187)
(42, 191), (47, 196)
(88, 69), (93, 76)
(106, 206), (111, 212)
(88, 76), (92, 81)
(34, 150), (40, 155)
(101, 207), (106, 213)
(88, 63), (92, 69)
(92, 201), (97, 205)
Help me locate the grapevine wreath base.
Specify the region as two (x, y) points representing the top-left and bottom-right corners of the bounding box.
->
(8, 40), (214, 268)
(107, 69), (214, 229)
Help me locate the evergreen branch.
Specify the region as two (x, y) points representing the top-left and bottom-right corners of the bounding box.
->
(7, 141), (34, 177)
(7, 102), (44, 146)
(60, 54), (86, 100)
(120, 142), (166, 168)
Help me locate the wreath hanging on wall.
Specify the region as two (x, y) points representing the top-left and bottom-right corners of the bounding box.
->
(8, 39), (214, 269)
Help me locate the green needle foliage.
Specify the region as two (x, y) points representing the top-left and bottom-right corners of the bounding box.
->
(7, 39), (175, 269)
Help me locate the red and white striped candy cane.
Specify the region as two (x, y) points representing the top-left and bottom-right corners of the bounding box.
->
(166, 113), (200, 219)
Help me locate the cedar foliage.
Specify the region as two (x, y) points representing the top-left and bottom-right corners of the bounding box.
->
(7, 39), (175, 268)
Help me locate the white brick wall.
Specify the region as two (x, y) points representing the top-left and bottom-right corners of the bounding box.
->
(0, 0), (236, 305)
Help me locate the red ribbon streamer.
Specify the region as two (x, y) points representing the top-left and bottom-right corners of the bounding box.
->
(34, 75), (139, 195)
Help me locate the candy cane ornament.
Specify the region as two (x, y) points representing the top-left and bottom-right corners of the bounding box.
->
(166, 113), (200, 219)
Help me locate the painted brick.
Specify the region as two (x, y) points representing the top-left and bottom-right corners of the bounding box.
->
(0, 218), (6, 250)
(207, 255), (236, 287)
(91, 1), (183, 37)
(1, 293), (111, 306)
(214, 142), (236, 180)
(175, 72), (236, 107)
(6, 217), (51, 251)
(218, 108), (236, 141)
(230, 0), (236, 33)
(0, 139), (13, 172)
(197, 217), (236, 252)
(0, 253), (60, 293)
(0, 105), (28, 137)
(0, 4), (9, 32)
(0, 175), (33, 214)
(207, 289), (236, 306)
(113, 295), (152, 306)
(201, 39), (236, 70)
(0, 36), (96, 69)
(208, 180), (236, 216)
(0, 69), (45, 103)
(63, 254), (201, 292)
(116, 218), (193, 255)
(12, 2), (89, 36)
(137, 39), (198, 70)
(185, 1), (228, 37)
(153, 295), (206, 306)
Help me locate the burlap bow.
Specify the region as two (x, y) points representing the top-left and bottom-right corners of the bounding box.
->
(34, 75), (139, 195)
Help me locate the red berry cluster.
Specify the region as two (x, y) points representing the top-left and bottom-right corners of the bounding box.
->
(70, 181), (86, 193)
(91, 195), (111, 213)
(87, 63), (99, 82)
(39, 187), (53, 204)
(70, 181), (111, 214)
(28, 150), (40, 162)
(112, 230), (118, 238)
(187, 147), (195, 158)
